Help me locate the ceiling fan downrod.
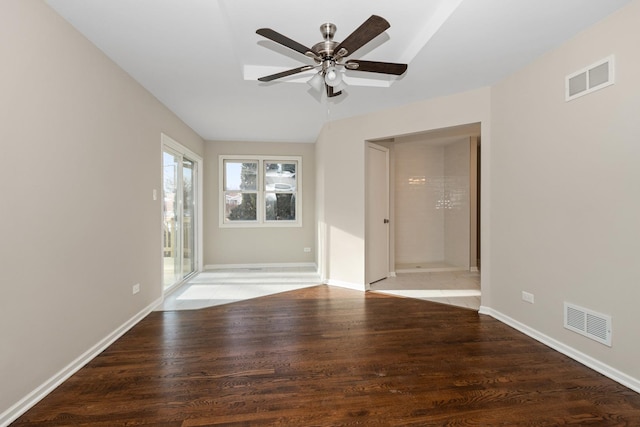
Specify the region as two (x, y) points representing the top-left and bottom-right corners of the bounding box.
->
(311, 23), (339, 64)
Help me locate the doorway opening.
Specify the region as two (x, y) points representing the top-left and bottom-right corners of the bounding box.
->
(367, 123), (481, 310)
(392, 125), (480, 273)
(162, 134), (202, 293)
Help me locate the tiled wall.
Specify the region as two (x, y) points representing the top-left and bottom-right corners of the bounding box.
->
(394, 141), (445, 264)
(394, 137), (470, 268)
(444, 139), (471, 268)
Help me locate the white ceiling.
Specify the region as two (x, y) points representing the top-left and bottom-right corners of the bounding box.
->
(45, 0), (631, 143)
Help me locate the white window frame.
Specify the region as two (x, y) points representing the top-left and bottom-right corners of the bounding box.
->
(219, 155), (302, 228)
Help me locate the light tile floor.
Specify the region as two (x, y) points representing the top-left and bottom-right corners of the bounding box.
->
(157, 266), (321, 311)
(157, 267), (480, 311)
(370, 270), (481, 310)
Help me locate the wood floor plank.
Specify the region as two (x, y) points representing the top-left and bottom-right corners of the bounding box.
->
(12, 285), (640, 426)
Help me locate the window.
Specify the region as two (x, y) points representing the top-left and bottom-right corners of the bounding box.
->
(220, 155), (301, 227)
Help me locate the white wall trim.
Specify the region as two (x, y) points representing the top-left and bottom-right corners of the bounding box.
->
(163, 270), (198, 297)
(479, 306), (640, 394)
(325, 279), (367, 292)
(205, 262), (317, 270)
(0, 297), (163, 427)
(478, 305), (492, 315)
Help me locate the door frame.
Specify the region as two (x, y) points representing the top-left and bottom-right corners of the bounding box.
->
(161, 133), (203, 294)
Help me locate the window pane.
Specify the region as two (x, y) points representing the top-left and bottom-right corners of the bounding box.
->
(265, 162), (296, 192)
(266, 193), (296, 221)
(225, 192), (257, 221)
(225, 161), (257, 191)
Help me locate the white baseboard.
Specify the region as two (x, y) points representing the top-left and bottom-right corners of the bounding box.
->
(479, 306), (640, 394)
(1, 297), (163, 427)
(325, 279), (366, 292)
(478, 305), (492, 316)
(204, 262), (317, 270)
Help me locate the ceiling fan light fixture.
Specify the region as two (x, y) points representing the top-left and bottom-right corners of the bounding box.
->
(333, 79), (348, 93)
(324, 66), (342, 87)
(307, 72), (325, 92)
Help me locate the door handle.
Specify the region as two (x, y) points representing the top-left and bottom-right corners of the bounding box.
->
(383, 219), (390, 224)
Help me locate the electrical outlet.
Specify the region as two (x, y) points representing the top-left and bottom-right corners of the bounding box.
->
(303, 247), (311, 253)
(133, 283), (140, 295)
(522, 291), (534, 304)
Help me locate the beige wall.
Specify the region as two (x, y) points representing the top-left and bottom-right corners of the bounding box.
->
(316, 88), (492, 288)
(203, 140), (315, 266)
(489, 1), (640, 384)
(0, 0), (203, 420)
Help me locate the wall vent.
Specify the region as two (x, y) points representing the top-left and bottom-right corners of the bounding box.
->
(564, 302), (612, 346)
(565, 55), (615, 101)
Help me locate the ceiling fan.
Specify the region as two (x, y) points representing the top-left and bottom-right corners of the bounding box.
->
(256, 15), (408, 97)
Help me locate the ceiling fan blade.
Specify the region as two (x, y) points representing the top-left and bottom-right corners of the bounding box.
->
(326, 85), (342, 98)
(345, 60), (407, 75)
(333, 15), (390, 58)
(256, 28), (315, 58)
(258, 65), (315, 82)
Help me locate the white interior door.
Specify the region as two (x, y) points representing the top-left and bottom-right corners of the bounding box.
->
(366, 143), (390, 284)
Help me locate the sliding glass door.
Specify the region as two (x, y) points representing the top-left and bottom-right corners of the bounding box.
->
(163, 146), (198, 290)
(182, 157), (196, 278)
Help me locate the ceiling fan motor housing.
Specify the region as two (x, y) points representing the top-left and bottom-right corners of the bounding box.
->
(312, 41), (338, 62)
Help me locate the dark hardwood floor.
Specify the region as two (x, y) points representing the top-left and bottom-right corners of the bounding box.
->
(12, 285), (640, 426)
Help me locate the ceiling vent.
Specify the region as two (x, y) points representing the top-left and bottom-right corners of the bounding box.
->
(564, 302), (612, 346)
(566, 55), (615, 101)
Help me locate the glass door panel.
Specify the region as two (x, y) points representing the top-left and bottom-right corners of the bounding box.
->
(182, 158), (195, 279)
(163, 148), (198, 290)
(163, 151), (180, 289)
